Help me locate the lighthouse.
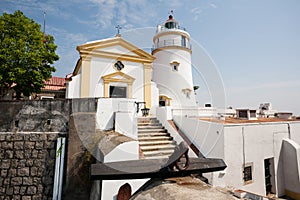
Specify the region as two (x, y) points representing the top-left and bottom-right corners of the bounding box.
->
(152, 14), (197, 108)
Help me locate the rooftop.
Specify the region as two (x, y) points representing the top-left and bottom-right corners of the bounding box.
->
(42, 76), (66, 91)
(199, 117), (300, 124)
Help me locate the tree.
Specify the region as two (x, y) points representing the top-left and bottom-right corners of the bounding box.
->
(0, 10), (59, 99)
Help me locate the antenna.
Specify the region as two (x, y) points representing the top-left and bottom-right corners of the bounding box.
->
(43, 12), (47, 43)
(43, 11), (46, 34)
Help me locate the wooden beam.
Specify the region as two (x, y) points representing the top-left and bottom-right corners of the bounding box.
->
(90, 157), (226, 180)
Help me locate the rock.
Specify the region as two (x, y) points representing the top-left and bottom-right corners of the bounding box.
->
(131, 176), (236, 200)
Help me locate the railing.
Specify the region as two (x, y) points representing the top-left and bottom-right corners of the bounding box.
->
(152, 39), (191, 50)
(156, 25), (187, 33)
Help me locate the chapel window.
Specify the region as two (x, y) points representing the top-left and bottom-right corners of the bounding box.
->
(109, 86), (127, 98)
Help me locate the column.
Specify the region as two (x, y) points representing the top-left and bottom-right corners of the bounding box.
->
(144, 63), (152, 109)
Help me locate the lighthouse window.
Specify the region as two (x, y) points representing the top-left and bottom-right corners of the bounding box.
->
(173, 65), (178, 71)
(181, 36), (186, 47)
(165, 22), (175, 29)
(170, 61), (180, 71)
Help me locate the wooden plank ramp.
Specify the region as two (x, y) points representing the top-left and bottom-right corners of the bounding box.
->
(90, 157), (226, 180)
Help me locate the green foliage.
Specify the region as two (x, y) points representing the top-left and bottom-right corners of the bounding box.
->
(0, 10), (59, 98)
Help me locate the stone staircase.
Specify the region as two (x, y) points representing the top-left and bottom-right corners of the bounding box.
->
(138, 117), (176, 159)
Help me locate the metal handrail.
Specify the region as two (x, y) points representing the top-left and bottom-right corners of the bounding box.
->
(153, 39), (191, 50)
(157, 25), (187, 33)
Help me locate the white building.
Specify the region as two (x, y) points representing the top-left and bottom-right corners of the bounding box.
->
(66, 14), (300, 200)
(172, 114), (300, 199)
(66, 14), (196, 112)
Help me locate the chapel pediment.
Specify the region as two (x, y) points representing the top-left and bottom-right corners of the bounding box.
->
(102, 71), (135, 83)
(76, 36), (155, 63)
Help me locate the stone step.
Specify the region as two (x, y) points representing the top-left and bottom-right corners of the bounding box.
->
(142, 149), (175, 157)
(138, 129), (167, 133)
(140, 144), (176, 151)
(139, 140), (174, 146)
(138, 132), (170, 137)
(143, 155), (170, 160)
(138, 125), (164, 129)
(138, 118), (159, 123)
(138, 123), (162, 126)
(138, 136), (173, 141)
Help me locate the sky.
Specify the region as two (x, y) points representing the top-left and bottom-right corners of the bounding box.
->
(1, 0), (300, 115)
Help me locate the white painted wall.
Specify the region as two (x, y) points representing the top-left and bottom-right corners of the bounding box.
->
(290, 122), (300, 144)
(217, 123), (297, 196)
(89, 57), (144, 101)
(66, 74), (81, 98)
(100, 45), (137, 56)
(156, 106), (172, 121)
(172, 107), (218, 117)
(172, 116), (300, 197)
(150, 82), (159, 116)
(104, 141), (139, 162)
(96, 98), (136, 130)
(282, 139), (300, 196)
(101, 141), (149, 200)
(115, 111), (137, 140)
(173, 116), (224, 159)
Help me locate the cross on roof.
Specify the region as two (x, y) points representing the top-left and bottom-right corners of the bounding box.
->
(115, 25), (122, 36)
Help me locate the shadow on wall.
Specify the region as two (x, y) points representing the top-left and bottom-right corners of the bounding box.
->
(282, 139), (300, 199)
(0, 100), (70, 132)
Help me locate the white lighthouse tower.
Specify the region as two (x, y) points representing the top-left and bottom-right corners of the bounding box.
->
(152, 14), (197, 108)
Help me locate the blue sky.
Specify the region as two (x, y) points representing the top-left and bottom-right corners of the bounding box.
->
(1, 0), (300, 115)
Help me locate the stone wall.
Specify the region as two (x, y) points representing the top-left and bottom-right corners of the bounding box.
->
(0, 132), (61, 200)
(0, 100), (70, 132)
(0, 99), (98, 200)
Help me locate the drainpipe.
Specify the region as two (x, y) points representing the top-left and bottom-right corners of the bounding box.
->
(53, 136), (66, 200)
(58, 137), (66, 199)
(242, 127), (246, 167)
(286, 122), (291, 139)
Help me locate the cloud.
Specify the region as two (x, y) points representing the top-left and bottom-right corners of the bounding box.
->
(2, 0), (74, 20)
(45, 26), (90, 75)
(88, 0), (157, 31)
(210, 3), (217, 8)
(190, 2), (218, 21)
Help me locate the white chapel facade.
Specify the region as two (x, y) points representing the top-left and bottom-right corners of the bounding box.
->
(66, 14), (197, 112)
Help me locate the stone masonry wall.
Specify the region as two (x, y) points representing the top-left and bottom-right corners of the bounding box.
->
(0, 99), (98, 200)
(0, 132), (60, 200)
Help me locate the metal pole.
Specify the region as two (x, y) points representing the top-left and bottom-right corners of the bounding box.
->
(58, 137), (66, 200)
(52, 137), (61, 200)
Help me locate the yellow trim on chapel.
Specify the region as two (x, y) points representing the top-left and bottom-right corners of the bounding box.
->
(102, 72), (135, 98)
(72, 37), (155, 76)
(80, 56), (91, 98)
(144, 63), (152, 109)
(72, 36), (155, 111)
